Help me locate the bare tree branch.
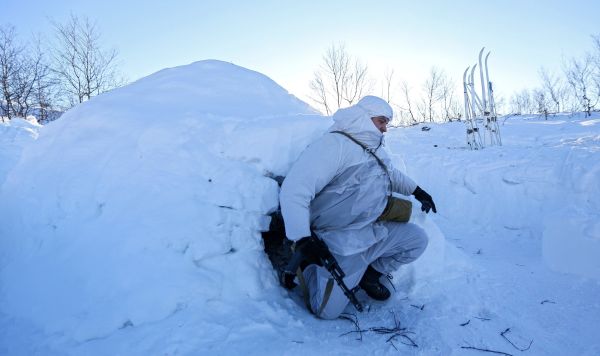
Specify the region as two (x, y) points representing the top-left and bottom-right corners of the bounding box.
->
(510, 89), (534, 114)
(418, 67), (450, 122)
(382, 68), (394, 103)
(0, 25), (23, 119)
(399, 80), (417, 125)
(309, 43), (370, 115)
(51, 14), (124, 108)
(461, 345), (513, 356)
(500, 328), (533, 352)
(343, 59), (369, 105)
(563, 54), (596, 117)
(309, 71), (331, 115)
(0, 25), (55, 121)
(539, 67), (567, 113)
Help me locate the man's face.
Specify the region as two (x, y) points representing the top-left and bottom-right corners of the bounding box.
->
(371, 116), (389, 133)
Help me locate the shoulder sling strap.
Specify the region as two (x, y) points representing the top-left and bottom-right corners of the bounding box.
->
(331, 130), (393, 196)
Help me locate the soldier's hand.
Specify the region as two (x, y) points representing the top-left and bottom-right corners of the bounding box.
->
(413, 186), (437, 214)
(295, 235), (329, 260)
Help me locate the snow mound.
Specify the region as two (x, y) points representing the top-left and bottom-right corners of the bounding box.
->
(0, 60), (326, 341)
(0, 118), (40, 187)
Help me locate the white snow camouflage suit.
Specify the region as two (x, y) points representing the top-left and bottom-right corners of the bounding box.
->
(280, 96), (428, 319)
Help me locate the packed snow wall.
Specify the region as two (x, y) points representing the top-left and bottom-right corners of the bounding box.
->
(0, 60), (328, 340)
(0, 118), (40, 187)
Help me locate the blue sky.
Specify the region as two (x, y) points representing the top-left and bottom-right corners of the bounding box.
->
(2, 0), (599, 104)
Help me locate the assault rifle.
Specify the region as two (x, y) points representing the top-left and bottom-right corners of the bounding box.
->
(282, 233), (363, 313)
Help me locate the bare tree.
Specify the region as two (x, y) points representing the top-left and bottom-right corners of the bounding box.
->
(11, 56), (35, 117)
(392, 69), (458, 124)
(510, 89), (533, 114)
(343, 59), (369, 105)
(418, 67), (445, 122)
(564, 55), (597, 117)
(532, 88), (550, 118)
(494, 95), (507, 115)
(1, 17), (125, 123)
(397, 80), (417, 125)
(309, 71), (331, 116)
(0, 25), (53, 120)
(539, 67), (567, 113)
(309, 43), (370, 115)
(30, 37), (58, 123)
(382, 68), (394, 103)
(11, 41), (48, 118)
(51, 14), (123, 108)
(440, 75), (461, 121)
(0, 25), (22, 119)
(591, 34), (600, 107)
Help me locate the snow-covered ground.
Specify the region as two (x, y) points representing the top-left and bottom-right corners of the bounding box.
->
(1, 61), (599, 355)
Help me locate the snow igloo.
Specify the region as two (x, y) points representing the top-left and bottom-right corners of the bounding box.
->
(0, 60), (329, 341)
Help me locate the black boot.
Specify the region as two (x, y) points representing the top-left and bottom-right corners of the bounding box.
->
(359, 265), (391, 301)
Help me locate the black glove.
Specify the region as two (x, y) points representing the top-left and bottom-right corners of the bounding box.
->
(281, 235), (329, 289)
(294, 235), (329, 260)
(413, 186), (437, 214)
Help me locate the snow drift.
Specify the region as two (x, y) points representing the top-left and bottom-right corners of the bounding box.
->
(0, 60), (327, 341)
(0, 118), (40, 187)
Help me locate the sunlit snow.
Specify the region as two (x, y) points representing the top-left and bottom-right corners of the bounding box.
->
(1, 61), (598, 355)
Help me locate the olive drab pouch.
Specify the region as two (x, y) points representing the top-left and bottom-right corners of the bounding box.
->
(378, 196), (412, 223)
